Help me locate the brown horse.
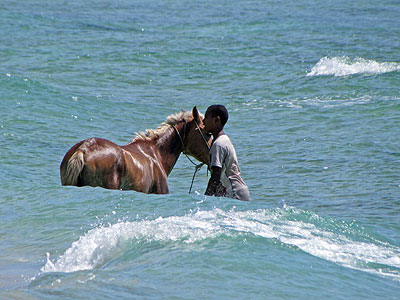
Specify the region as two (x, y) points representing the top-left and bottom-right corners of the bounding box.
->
(60, 106), (211, 194)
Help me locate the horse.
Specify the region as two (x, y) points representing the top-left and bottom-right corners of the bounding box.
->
(60, 106), (212, 194)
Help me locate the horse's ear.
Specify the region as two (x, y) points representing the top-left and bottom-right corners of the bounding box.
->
(192, 106), (201, 123)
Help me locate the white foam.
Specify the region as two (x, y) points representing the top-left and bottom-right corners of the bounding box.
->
(41, 208), (400, 281)
(307, 56), (400, 77)
(41, 212), (224, 273)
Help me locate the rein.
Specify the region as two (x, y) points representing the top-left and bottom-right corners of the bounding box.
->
(172, 120), (210, 194)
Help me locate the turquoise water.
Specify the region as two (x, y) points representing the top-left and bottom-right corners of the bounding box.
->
(1, 0), (400, 298)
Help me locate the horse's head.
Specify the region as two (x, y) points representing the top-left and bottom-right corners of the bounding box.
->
(183, 106), (212, 165)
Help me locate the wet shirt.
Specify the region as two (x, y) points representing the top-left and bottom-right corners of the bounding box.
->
(209, 134), (250, 201)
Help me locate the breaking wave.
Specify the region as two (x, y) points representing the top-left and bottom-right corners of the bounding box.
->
(40, 207), (400, 281)
(307, 57), (400, 77)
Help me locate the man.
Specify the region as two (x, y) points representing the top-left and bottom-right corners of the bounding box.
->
(203, 105), (250, 201)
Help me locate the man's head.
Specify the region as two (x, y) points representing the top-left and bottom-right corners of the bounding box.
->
(203, 105), (229, 134)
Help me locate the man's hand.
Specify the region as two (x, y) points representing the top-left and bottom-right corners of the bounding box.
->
(205, 166), (225, 196)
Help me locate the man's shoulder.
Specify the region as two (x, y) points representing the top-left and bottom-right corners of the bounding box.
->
(214, 134), (231, 146)
(211, 135), (234, 154)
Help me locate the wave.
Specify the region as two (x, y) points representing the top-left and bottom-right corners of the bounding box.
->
(40, 207), (400, 281)
(269, 96), (373, 109)
(307, 57), (400, 77)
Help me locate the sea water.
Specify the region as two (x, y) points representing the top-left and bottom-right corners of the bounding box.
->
(1, 0), (400, 299)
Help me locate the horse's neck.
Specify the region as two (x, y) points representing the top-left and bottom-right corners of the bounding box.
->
(156, 123), (184, 175)
(126, 123), (184, 175)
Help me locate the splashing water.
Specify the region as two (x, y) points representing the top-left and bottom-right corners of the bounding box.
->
(307, 57), (400, 77)
(40, 207), (400, 281)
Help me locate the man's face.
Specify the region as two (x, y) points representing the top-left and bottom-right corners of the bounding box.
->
(203, 111), (216, 133)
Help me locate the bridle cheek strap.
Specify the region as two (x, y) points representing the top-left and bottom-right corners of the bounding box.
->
(171, 121), (210, 194)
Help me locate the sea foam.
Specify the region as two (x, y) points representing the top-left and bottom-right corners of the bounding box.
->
(307, 56), (400, 77)
(41, 208), (400, 281)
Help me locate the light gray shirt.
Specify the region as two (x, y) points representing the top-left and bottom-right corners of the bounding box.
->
(210, 135), (250, 201)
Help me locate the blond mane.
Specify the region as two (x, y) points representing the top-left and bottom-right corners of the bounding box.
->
(133, 111), (195, 141)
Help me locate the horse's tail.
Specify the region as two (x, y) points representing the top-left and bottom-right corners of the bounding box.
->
(61, 150), (85, 186)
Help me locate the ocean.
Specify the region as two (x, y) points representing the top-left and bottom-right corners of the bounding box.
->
(1, 0), (399, 298)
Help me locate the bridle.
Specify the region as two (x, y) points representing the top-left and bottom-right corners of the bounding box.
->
(172, 119), (211, 194)
(172, 120), (210, 153)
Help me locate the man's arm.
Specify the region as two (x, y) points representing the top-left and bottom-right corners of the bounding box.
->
(205, 166), (222, 196)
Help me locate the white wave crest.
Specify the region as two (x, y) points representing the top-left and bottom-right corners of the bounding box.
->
(41, 212), (223, 273)
(307, 56), (400, 77)
(41, 208), (400, 281)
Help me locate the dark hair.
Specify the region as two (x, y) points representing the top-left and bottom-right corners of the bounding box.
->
(206, 104), (229, 126)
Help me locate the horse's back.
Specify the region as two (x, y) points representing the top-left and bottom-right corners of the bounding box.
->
(61, 137), (121, 168)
